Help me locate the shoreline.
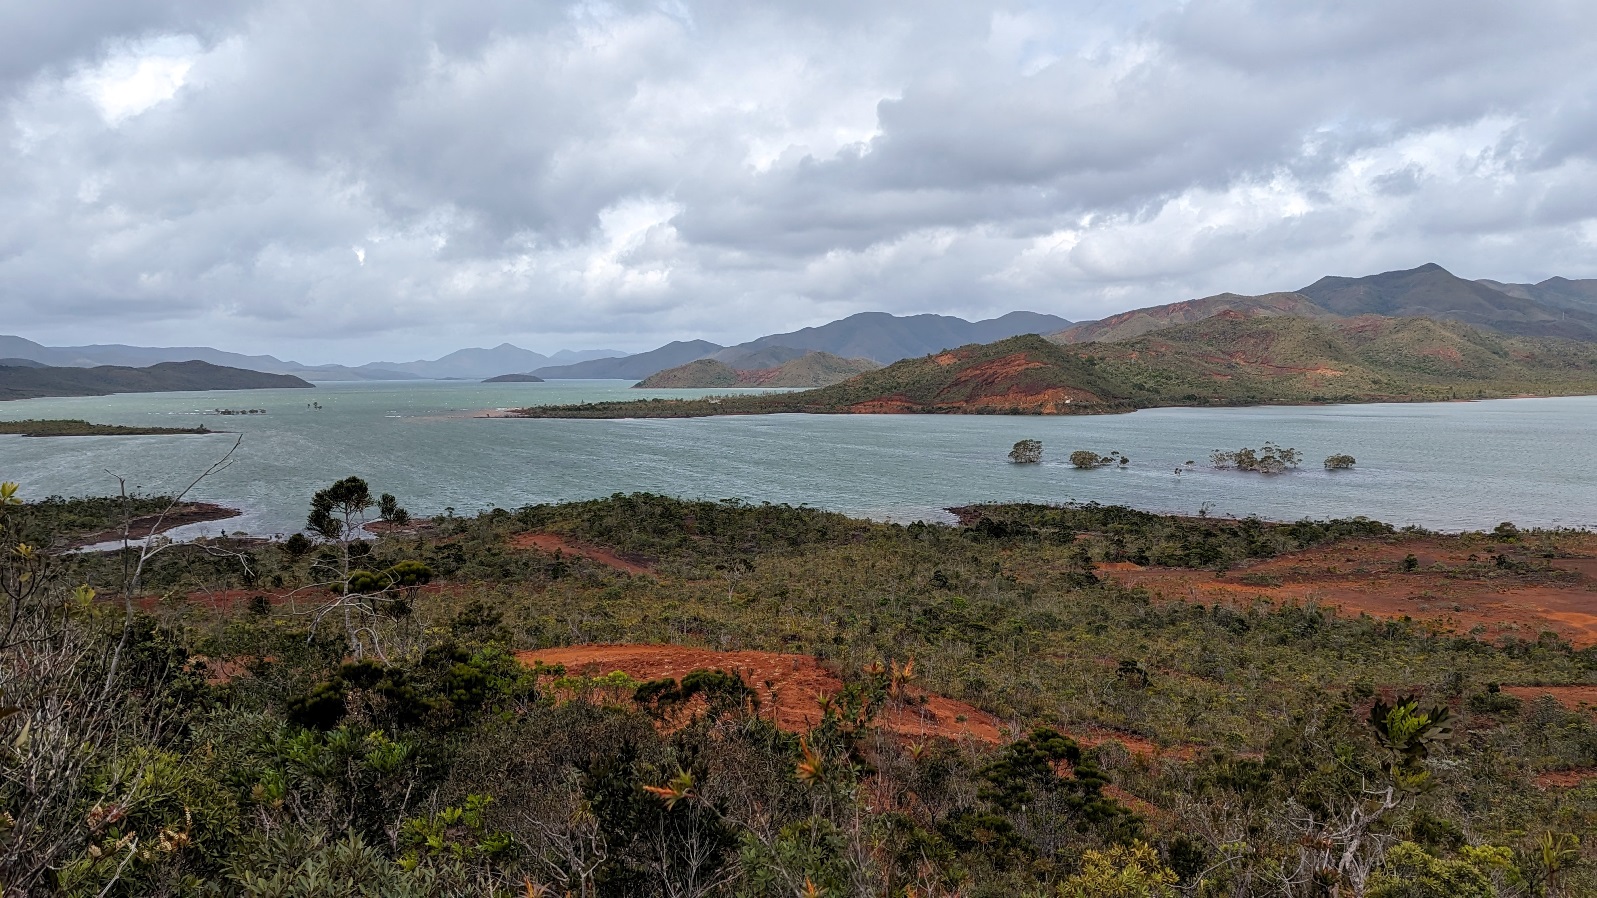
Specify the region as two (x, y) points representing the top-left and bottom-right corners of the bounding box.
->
(64, 502), (243, 550)
(499, 389), (1597, 420)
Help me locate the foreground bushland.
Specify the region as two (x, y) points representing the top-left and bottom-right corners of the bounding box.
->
(2, 486), (1595, 897)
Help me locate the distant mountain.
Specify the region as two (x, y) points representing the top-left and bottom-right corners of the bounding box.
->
(482, 373), (545, 383)
(1476, 276), (1597, 315)
(1051, 292), (1333, 344)
(360, 344), (554, 379)
(1, 360), (313, 401)
(1298, 263), (1597, 341)
(512, 315), (1597, 419)
(731, 311), (1073, 364)
(708, 345), (813, 369)
(0, 334), (307, 373)
(0, 335), (629, 381)
(635, 352), (880, 388)
(533, 341), (725, 379)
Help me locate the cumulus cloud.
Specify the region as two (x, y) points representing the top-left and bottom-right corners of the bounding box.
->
(1, 0), (1595, 361)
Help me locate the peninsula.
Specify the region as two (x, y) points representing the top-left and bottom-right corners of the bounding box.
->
(509, 314), (1597, 418)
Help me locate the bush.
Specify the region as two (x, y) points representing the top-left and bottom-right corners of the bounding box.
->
(1325, 454), (1357, 470)
(1009, 439), (1043, 464)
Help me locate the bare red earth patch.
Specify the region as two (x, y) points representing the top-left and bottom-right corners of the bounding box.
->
(1101, 536), (1597, 647)
(515, 644), (1004, 743)
(509, 532), (652, 574)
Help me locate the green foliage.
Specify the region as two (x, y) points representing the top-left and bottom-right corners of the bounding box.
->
(1010, 439), (1044, 464)
(16, 490), (1597, 896)
(1056, 841), (1179, 897)
(306, 477), (372, 541)
(0, 418), (210, 437)
(1324, 453), (1357, 470)
(1210, 442), (1301, 473)
(1366, 842), (1513, 898)
(1069, 449), (1118, 468)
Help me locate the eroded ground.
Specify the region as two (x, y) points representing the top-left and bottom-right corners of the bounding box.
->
(1099, 532), (1597, 647)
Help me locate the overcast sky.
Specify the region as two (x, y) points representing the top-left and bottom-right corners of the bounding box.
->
(4, 1), (1596, 362)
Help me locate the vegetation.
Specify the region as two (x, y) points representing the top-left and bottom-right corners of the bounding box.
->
(0, 360), (312, 401)
(2, 488), (1595, 896)
(1070, 450), (1128, 469)
(635, 352), (880, 389)
(1009, 439), (1043, 464)
(0, 419), (213, 437)
(1326, 453), (1358, 470)
(509, 315), (1597, 419)
(1211, 443), (1302, 474)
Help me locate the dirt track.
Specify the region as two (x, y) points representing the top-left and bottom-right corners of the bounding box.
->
(509, 533), (652, 574)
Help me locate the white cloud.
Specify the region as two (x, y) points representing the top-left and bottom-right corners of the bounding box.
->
(1, 0), (1596, 361)
(74, 35), (199, 124)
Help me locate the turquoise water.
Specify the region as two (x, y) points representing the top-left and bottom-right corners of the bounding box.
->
(2, 380), (1594, 536)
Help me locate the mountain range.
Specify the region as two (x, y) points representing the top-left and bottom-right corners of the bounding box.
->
(5, 264), (1596, 386)
(513, 314), (1597, 419)
(528, 311), (1073, 379)
(0, 335), (622, 381)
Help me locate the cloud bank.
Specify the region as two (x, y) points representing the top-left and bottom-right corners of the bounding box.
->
(3, 0), (1596, 361)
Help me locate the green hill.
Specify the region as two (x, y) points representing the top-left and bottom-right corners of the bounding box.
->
(511, 314), (1597, 418)
(635, 351), (880, 388)
(0, 360), (313, 401)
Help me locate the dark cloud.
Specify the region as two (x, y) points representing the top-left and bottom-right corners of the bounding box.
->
(2, 0), (1596, 362)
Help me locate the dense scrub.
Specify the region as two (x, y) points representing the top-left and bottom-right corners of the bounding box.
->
(3, 491), (1595, 896)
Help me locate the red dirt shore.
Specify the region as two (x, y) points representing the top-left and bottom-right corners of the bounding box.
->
(515, 644), (1004, 743)
(508, 532), (653, 575)
(1099, 535), (1597, 647)
(66, 503), (241, 549)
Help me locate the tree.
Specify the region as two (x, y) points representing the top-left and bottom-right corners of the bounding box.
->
(1325, 454), (1357, 470)
(1211, 443), (1300, 474)
(1070, 450), (1126, 469)
(379, 493), (411, 526)
(300, 477), (422, 660)
(1009, 439), (1043, 464)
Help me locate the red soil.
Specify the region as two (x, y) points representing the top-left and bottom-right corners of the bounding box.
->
(515, 644), (1004, 743)
(1534, 768), (1597, 789)
(1502, 685), (1597, 713)
(509, 532), (653, 575)
(1100, 535), (1597, 647)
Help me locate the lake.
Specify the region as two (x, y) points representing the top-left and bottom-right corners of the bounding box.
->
(2, 380), (1594, 536)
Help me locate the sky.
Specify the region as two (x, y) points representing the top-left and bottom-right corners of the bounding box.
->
(3, 1), (1597, 364)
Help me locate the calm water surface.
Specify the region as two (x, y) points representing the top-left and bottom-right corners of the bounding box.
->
(2, 380), (1594, 536)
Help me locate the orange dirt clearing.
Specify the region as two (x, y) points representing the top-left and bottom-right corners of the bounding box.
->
(510, 532), (652, 575)
(1502, 685), (1597, 714)
(1100, 535), (1597, 647)
(1534, 768), (1597, 790)
(515, 644), (1005, 744)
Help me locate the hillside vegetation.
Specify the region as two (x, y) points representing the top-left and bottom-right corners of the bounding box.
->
(0, 360), (312, 401)
(1051, 291), (1335, 344)
(0, 419), (213, 436)
(636, 351), (880, 388)
(6, 489), (1596, 896)
(512, 314), (1597, 418)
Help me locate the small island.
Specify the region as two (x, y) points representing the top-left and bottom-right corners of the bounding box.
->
(0, 419), (215, 437)
(482, 373), (546, 383)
